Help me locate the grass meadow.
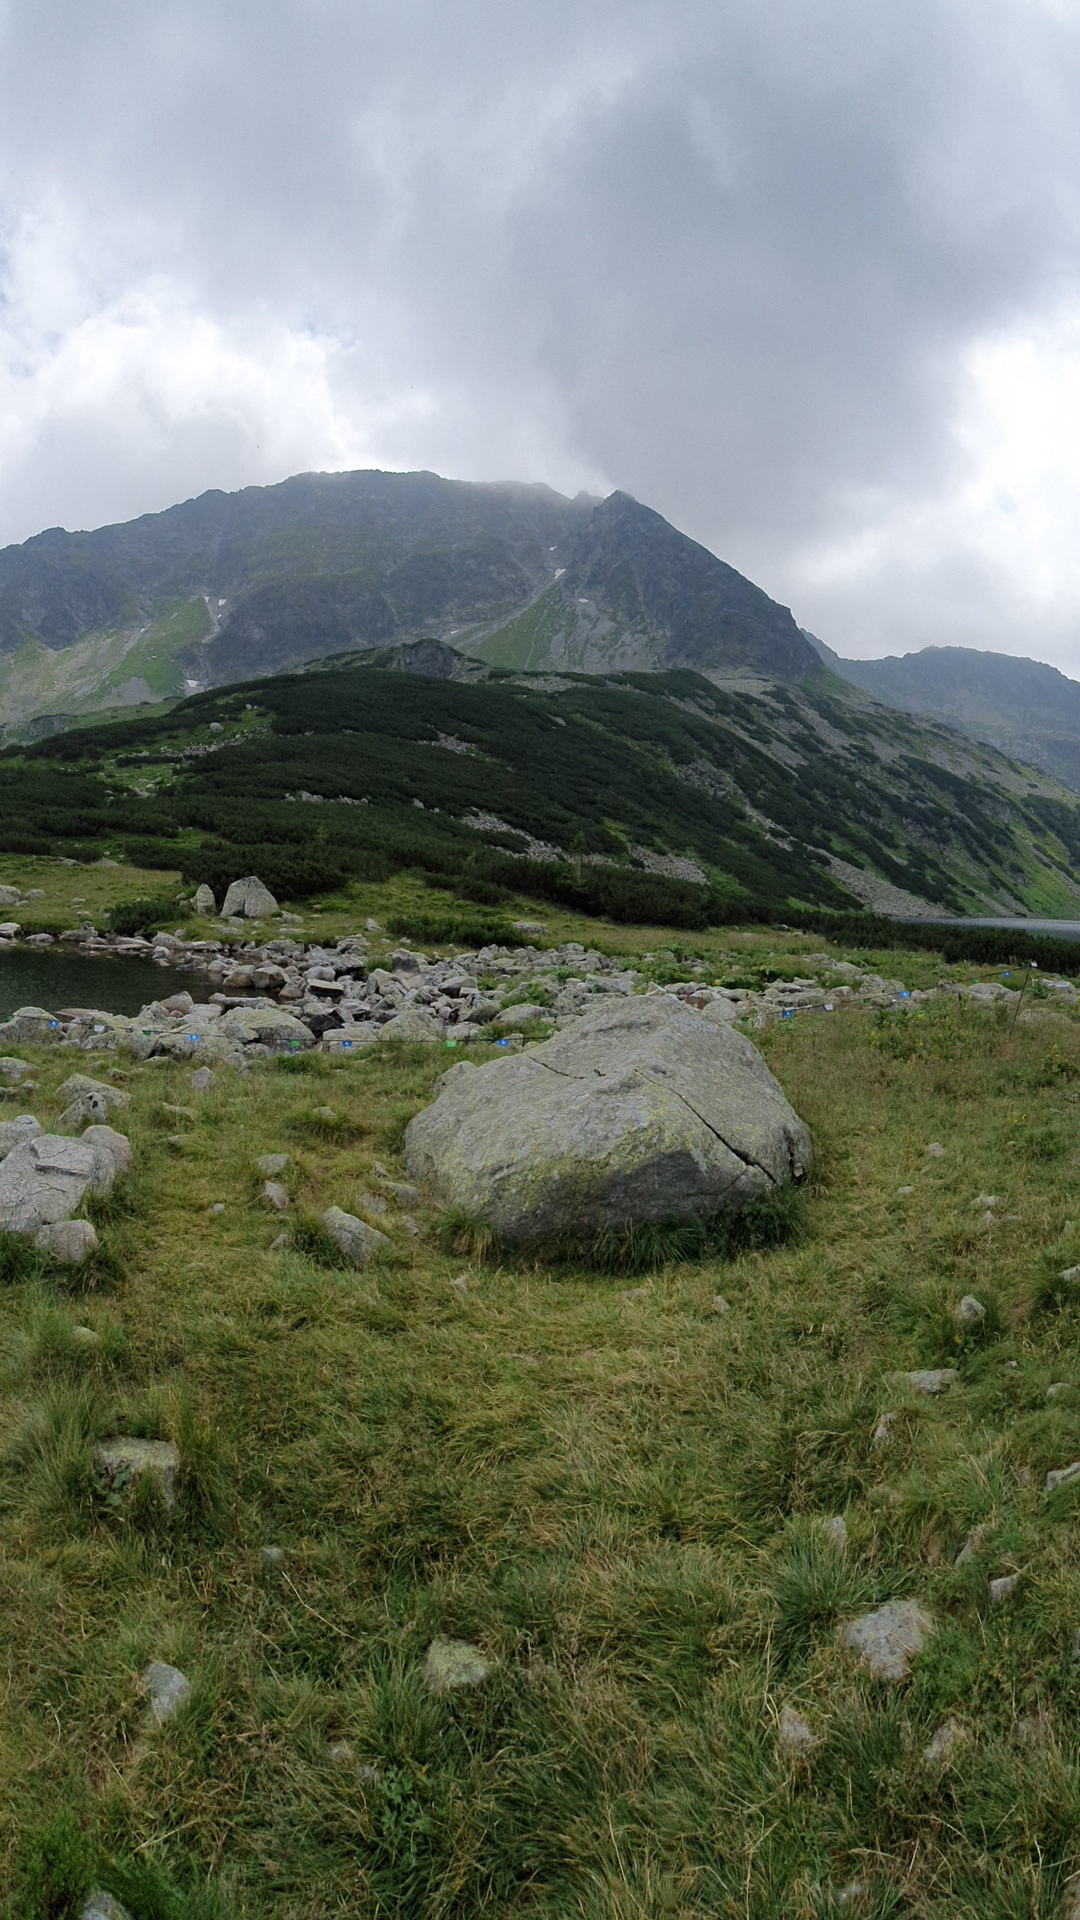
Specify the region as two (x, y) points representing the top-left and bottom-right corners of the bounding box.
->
(4, 978), (1080, 1915)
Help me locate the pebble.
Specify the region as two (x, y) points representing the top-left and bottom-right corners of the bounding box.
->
(871, 1413), (897, 1447)
(925, 1142), (946, 1157)
(840, 1599), (934, 1680)
(923, 1716), (967, 1763)
(190, 1066), (214, 1093)
(424, 1637), (492, 1693)
(955, 1295), (986, 1324)
(620, 1287), (647, 1301)
(211, 1202), (226, 1214)
(896, 1185), (914, 1195)
(256, 1153), (289, 1176)
(270, 1233), (289, 1251)
(1047, 1382), (1067, 1399)
(263, 1181), (289, 1211)
(955, 1526), (984, 1567)
(823, 1515), (847, 1552)
(778, 1703), (820, 1754)
(712, 1294), (730, 1313)
(973, 1193), (1003, 1207)
(989, 1573), (1021, 1605)
(82, 1894), (133, 1920)
(260, 1545), (283, 1564)
(143, 1659), (192, 1725)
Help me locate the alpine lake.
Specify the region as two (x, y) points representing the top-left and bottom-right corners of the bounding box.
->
(0, 945), (194, 1023)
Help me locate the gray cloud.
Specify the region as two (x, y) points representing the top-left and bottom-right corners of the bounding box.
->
(2, 0), (1080, 664)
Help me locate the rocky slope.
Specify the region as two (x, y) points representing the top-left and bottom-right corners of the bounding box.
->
(0, 471), (817, 737)
(809, 637), (1080, 795)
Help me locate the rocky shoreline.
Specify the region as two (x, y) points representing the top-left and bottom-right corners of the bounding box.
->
(3, 904), (1076, 1072)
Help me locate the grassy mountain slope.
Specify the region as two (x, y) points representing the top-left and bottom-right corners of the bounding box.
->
(810, 636), (1080, 797)
(3, 650), (1080, 921)
(0, 471), (818, 738)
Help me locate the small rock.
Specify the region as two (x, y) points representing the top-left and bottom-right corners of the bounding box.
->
(34, 1218), (98, 1265)
(82, 1893), (134, 1920)
(449, 1274), (468, 1294)
(359, 1763), (384, 1784)
(270, 1233), (288, 1251)
(620, 1286), (647, 1300)
(256, 1153), (289, 1176)
(871, 1412), (897, 1447)
(840, 1599), (935, 1680)
(71, 1325), (100, 1348)
(162, 1103), (197, 1122)
(956, 1295), (986, 1324)
(1047, 1382), (1067, 1399)
(989, 1572), (1020, 1605)
(885, 1369), (958, 1395)
(0, 1056), (31, 1081)
(193, 884), (216, 915)
(328, 1740), (355, 1763)
(896, 1185), (915, 1195)
(261, 1545), (283, 1564)
(923, 1716), (967, 1763)
(973, 1193), (1003, 1208)
(1062, 1264), (1080, 1285)
(955, 1526), (984, 1566)
(262, 1181), (289, 1211)
(924, 1142), (946, 1157)
(778, 1703), (820, 1754)
(357, 1190), (387, 1214)
(1016, 1707), (1053, 1748)
(190, 1066), (215, 1093)
(143, 1659), (191, 1725)
(381, 1179), (421, 1207)
(95, 1437), (179, 1508)
(424, 1637), (492, 1693)
(712, 1293), (730, 1313)
(823, 1515), (847, 1552)
(321, 1205), (390, 1265)
(210, 1202), (226, 1214)
(314, 1106), (337, 1123)
(835, 1884), (868, 1909)
(1046, 1461), (1080, 1491)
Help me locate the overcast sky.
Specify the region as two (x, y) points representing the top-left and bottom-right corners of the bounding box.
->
(3, 0), (1080, 666)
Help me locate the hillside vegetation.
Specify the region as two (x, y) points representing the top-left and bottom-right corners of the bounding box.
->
(2, 655), (1080, 925)
(6, 921), (1080, 1916)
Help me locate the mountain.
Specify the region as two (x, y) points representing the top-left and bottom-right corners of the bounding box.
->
(0, 471), (818, 738)
(6, 648), (1080, 922)
(809, 636), (1080, 795)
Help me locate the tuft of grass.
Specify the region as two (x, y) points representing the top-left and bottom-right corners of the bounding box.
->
(14, 1808), (94, 1920)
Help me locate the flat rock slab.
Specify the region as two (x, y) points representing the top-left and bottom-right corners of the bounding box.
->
(885, 1369), (958, 1395)
(840, 1600), (934, 1680)
(424, 1637), (493, 1693)
(95, 1437), (179, 1509)
(143, 1659), (191, 1724)
(403, 995), (812, 1246)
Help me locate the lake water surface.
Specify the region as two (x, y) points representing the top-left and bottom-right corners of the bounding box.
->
(914, 917), (1080, 939)
(0, 948), (193, 1022)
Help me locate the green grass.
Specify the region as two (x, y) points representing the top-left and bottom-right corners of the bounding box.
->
(7, 968), (1080, 1910)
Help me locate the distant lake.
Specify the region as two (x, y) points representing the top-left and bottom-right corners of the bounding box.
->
(0, 947), (193, 1022)
(914, 918), (1080, 939)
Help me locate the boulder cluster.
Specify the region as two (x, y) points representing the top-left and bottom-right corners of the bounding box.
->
(0, 1075), (131, 1261)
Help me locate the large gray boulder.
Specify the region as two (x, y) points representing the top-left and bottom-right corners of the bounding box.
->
(0, 1133), (114, 1231)
(219, 1006), (314, 1052)
(404, 995), (812, 1246)
(222, 875), (278, 919)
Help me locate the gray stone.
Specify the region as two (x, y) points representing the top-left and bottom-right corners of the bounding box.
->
(989, 1573), (1021, 1605)
(496, 1002), (548, 1029)
(0, 1114), (43, 1159)
(885, 1369), (958, 1395)
(261, 1545), (283, 1564)
(58, 1073), (129, 1110)
(823, 1515), (848, 1552)
(218, 1006), (315, 1051)
(190, 1065), (215, 1092)
(263, 1181), (289, 1211)
(321, 1205), (390, 1265)
(82, 1892), (134, 1920)
(82, 1125), (132, 1175)
(59, 1092), (110, 1128)
(424, 1637), (492, 1693)
(95, 1437), (179, 1508)
(257, 1153), (290, 1176)
(143, 1658), (192, 1724)
(1048, 1382), (1068, 1399)
(1046, 1461), (1080, 1491)
(193, 884), (217, 914)
(0, 1056), (30, 1080)
(955, 1526), (984, 1567)
(34, 1219), (98, 1264)
(379, 1006), (443, 1043)
(0, 1133), (110, 1230)
(925, 1142), (946, 1157)
(956, 1295), (986, 1324)
(871, 1412), (897, 1447)
(712, 1293), (730, 1314)
(382, 1179), (421, 1207)
(923, 1716), (967, 1763)
(840, 1599), (935, 1680)
(778, 1703), (820, 1754)
(2, 1006), (61, 1046)
(403, 996), (812, 1247)
(222, 875), (279, 919)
